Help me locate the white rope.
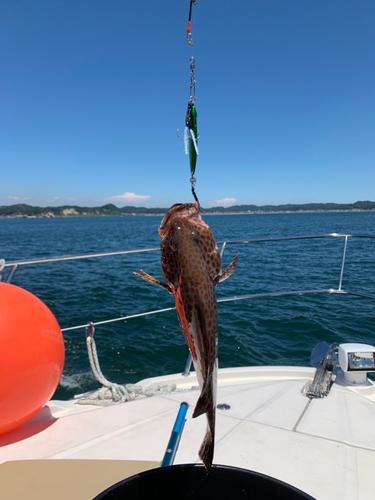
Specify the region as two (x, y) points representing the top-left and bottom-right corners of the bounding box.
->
(84, 336), (128, 403)
(75, 331), (195, 406)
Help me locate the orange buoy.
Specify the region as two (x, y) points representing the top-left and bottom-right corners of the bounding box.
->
(0, 283), (65, 435)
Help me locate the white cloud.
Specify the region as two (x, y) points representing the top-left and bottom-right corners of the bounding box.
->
(107, 192), (151, 205)
(214, 197), (237, 207)
(7, 196), (29, 202)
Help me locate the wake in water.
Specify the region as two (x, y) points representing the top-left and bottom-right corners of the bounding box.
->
(59, 372), (95, 391)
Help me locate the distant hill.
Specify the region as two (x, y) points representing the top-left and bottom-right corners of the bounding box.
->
(0, 203), (124, 217)
(202, 201), (375, 214)
(1, 201), (375, 218)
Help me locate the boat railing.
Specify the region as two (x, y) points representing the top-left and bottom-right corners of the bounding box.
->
(2, 232), (375, 378)
(2, 234), (375, 330)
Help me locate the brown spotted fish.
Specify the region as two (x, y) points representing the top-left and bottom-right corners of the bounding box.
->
(134, 201), (238, 471)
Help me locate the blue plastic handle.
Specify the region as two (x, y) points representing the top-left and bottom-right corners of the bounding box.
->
(161, 402), (189, 467)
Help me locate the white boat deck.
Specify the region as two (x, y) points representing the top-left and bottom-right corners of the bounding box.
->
(1, 365), (375, 499)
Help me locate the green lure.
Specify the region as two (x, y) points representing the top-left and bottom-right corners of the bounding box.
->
(185, 101), (199, 177)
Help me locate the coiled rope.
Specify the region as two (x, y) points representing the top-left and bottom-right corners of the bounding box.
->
(75, 323), (194, 406)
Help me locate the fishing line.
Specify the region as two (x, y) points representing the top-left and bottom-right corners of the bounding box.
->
(177, 0), (200, 205)
(187, 0), (196, 46)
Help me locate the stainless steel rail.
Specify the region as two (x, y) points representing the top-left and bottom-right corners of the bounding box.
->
(3, 247), (159, 267)
(3, 233), (375, 340)
(218, 233), (375, 244)
(61, 307), (176, 332)
(4, 233), (375, 269)
(58, 288), (375, 334)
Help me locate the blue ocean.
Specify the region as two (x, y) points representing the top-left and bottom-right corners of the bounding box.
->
(1, 211), (375, 400)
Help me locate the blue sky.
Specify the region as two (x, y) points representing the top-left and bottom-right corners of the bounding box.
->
(1, 0), (375, 208)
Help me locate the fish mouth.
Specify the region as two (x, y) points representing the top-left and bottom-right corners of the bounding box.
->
(158, 201), (200, 238)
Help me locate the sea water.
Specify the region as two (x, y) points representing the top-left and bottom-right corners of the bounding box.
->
(1, 211), (375, 399)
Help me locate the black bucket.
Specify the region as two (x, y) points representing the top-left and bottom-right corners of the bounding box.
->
(94, 464), (316, 500)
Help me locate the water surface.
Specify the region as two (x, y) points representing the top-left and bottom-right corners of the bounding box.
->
(1, 212), (375, 399)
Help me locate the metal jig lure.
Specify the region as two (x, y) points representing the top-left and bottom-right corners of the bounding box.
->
(177, 57), (199, 178)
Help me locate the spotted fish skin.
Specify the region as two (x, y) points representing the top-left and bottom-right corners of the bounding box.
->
(134, 202), (238, 471)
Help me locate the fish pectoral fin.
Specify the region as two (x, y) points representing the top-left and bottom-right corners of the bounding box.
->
(214, 252), (239, 285)
(133, 270), (172, 293)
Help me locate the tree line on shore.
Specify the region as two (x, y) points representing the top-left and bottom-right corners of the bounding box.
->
(1, 201), (375, 218)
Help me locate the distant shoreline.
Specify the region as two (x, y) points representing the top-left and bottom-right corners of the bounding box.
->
(2, 212), (375, 220)
(1, 201), (375, 219)
(2, 210), (375, 219)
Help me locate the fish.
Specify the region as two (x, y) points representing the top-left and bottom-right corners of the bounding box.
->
(134, 201), (238, 471)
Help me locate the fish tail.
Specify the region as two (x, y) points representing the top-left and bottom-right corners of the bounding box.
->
(199, 416), (215, 472)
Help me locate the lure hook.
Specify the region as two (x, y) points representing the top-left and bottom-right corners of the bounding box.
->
(176, 129), (185, 142)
